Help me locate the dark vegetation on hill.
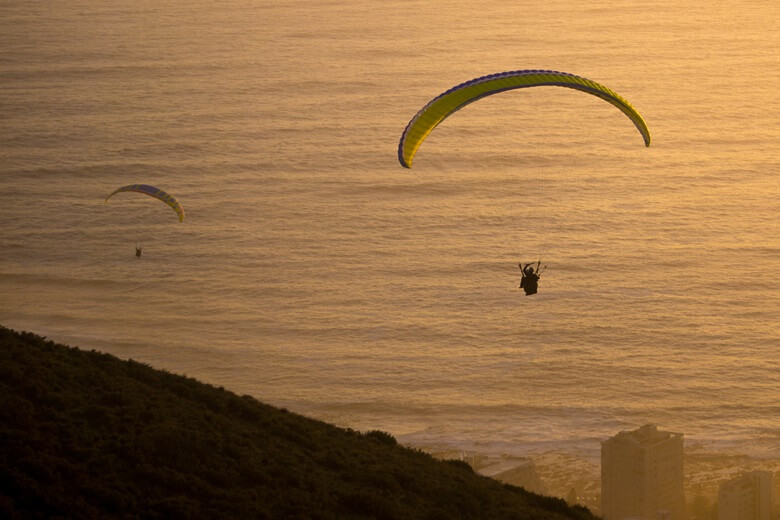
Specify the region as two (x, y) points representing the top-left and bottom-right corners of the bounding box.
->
(0, 326), (599, 519)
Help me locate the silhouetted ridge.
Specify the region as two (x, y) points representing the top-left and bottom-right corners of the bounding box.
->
(0, 326), (599, 519)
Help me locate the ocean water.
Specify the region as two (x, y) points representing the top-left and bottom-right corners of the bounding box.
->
(1, 0), (778, 496)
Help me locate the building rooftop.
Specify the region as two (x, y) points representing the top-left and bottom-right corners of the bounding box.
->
(719, 470), (772, 492)
(477, 458), (533, 478)
(603, 424), (683, 447)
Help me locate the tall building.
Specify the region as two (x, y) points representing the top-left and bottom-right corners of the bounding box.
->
(718, 470), (773, 520)
(601, 424), (685, 520)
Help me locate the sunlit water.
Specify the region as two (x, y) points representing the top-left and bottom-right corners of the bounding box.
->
(1, 0), (778, 496)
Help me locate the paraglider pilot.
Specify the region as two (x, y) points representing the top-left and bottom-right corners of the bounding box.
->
(519, 261), (544, 296)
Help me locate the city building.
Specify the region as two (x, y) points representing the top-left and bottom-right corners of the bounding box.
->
(476, 455), (547, 495)
(718, 470), (773, 520)
(601, 424), (685, 520)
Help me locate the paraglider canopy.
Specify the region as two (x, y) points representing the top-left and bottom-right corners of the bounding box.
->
(104, 184), (185, 222)
(398, 69), (651, 168)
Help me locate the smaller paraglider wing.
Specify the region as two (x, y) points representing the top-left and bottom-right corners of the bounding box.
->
(104, 184), (185, 222)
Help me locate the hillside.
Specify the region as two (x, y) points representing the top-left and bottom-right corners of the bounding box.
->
(0, 326), (599, 519)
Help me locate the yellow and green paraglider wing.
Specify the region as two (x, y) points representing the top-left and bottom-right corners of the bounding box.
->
(398, 69), (651, 168)
(104, 184), (185, 222)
